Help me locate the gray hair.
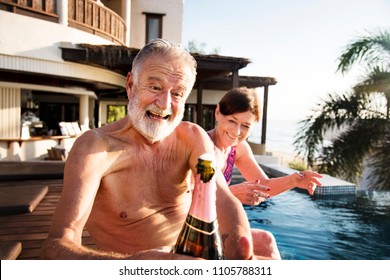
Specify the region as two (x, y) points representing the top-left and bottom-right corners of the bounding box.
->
(132, 39), (197, 81)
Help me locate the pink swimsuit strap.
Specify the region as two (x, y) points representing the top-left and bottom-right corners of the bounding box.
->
(206, 132), (236, 185)
(223, 146), (236, 185)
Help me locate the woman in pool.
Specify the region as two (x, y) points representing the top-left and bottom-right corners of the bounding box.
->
(207, 87), (323, 258)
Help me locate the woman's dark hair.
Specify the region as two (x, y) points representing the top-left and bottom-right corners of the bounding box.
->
(218, 87), (261, 122)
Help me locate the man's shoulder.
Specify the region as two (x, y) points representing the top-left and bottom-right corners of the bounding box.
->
(71, 129), (107, 154)
(79, 118), (129, 142)
(177, 121), (204, 133)
(174, 122), (213, 149)
(175, 121), (211, 142)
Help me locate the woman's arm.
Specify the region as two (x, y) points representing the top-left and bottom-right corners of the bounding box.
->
(234, 141), (322, 197)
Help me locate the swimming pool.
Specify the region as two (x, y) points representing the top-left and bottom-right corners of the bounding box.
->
(244, 189), (390, 260)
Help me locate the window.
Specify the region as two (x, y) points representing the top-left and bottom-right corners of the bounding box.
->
(183, 104), (196, 123)
(107, 105), (127, 124)
(143, 13), (165, 43)
(201, 106), (216, 131)
(39, 103), (79, 136)
(184, 104), (216, 131)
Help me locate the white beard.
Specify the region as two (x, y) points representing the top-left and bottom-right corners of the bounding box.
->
(127, 93), (184, 143)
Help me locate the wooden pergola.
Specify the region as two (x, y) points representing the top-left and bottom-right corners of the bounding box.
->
(60, 44), (277, 146)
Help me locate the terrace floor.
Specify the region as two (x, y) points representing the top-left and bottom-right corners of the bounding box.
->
(0, 178), (95, 260)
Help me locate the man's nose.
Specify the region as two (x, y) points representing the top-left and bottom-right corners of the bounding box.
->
(155, 90), (171, 110)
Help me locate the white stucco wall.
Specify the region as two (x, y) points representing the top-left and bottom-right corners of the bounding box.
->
(0, 10), (114, 61)
(187, 90), (226, 105)
(0, 137), (77, 161)
(130, 0), (183, 48)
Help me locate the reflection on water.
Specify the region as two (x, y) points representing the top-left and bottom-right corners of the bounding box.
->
(244, 189), (390, 260)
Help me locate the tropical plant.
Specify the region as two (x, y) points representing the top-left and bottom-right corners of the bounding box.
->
(294, 29), (390, 190)
(186, 40), (221, 55)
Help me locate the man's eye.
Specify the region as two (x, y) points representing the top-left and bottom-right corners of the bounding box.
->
(172, 92), (183, 98)
(149, 85), (161, 91)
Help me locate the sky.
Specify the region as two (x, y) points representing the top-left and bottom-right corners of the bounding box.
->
(182, 0), (390, 121)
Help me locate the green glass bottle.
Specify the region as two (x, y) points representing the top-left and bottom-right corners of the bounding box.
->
(174, 153), (224, 259)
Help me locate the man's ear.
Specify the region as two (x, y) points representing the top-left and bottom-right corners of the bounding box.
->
(126, 72), (134, 99)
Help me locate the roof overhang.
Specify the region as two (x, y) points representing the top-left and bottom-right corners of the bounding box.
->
(0, 81), (97, 99)
(60, 43), (277, 93)
(0, 52), (125, 95)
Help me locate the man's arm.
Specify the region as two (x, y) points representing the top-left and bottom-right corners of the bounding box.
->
(215, 171), (255, 259)
(41, 131), (196, 260)
(40, 130), (132, 259)
(184, 124), (255, 260)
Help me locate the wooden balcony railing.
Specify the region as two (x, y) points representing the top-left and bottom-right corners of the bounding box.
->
(0, 0), (126, 45)
(68, 0), (126, 45)
(0, 0), (58, 22)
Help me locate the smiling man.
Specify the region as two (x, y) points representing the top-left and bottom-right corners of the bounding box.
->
(40, 39), (256, 260)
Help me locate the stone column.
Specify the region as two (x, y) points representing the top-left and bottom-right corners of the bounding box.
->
(79, 95), (89, 131)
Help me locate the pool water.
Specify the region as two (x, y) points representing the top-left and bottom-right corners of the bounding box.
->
(244, 189), (390, 260)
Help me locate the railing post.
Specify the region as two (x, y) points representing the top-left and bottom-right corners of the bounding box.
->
(122, 0), (131, 46)
(57, 0), (68, 26)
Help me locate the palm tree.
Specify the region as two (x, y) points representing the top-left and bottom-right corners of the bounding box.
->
(294, 29), (390, 190)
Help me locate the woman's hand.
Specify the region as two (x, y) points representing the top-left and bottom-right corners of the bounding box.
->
(294, 171), (323, 195)
(229, 180), (270, 206)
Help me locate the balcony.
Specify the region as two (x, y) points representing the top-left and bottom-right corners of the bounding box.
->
(0, 0), (58, 21)
(0, 0), (126, 45)
(68, 0), (126, 45)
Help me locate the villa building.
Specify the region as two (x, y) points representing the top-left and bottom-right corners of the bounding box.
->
(0, 0), (276, 161)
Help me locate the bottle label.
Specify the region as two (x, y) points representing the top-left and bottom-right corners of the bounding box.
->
(174, 214), (224, 259)
(184, 215), (218, 235)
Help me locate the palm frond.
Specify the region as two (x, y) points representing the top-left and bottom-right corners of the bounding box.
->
(337, 29), (390, 74)
(354, 67), (390, 118)
(354, 67), (390, 93)
(317, 119), (386, 182)
(367, 121), (390, 190)
(297, 28), (390, 190)
(294, 92), (363, 167)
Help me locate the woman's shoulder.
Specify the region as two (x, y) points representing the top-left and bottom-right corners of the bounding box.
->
(235, 140), (253, 158)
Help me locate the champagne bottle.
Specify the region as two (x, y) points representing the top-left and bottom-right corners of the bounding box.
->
(174, 153), (224, 259)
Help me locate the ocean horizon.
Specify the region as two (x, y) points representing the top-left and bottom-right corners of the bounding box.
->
(248, 118), (301, 156)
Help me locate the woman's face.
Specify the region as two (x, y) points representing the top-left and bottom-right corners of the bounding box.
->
(215, 106), (256, 148)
